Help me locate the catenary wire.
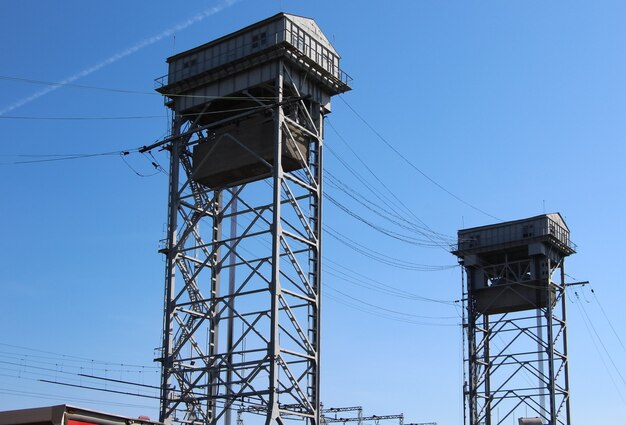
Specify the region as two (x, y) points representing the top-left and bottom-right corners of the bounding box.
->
(0, 104), (271, 121)
(0, 361), (239, 412)
(324, 288), (459, 327)
(325, 170), (453, 242)
(0, 74), (295, 101)
(0, 343), (159, 369)
(324, 258), (457, 305)
(0, 115), (163, 120)
(338, 95), (500, 221)
(573, 292), (626, 386)
(325, 286), (458, 324)
(569, 293), (626, 404)
(588, 287), (626, 353)
(325, 226), (455, 270)
(0, 386), (155, 410)
(325, 193), (449, 247)
(0, 353), (160, 375)
(326, 119), (453, 248)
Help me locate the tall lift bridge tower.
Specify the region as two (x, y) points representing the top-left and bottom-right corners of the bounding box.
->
(145, 13), (350, 425)
(452, 214), (576, 425)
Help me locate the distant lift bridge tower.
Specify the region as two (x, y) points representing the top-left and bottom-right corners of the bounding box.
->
(146, 13), (351, 425)
(452, 214), (576, 425)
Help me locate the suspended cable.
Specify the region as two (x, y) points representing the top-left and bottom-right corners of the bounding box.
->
(325, 287), (459, 327)
(40, 379), (158, 400)
(0, 386), (154, 410)
(326, 119), (452, 247)
(325, 171), (453, 242)
(589, 287), (626, 353)
(120, 152), (161, 177)
(0, 343), (159, 369)
(78, 373), (160, 390)
(0, 74), (295, 101)
(325, 271), (457, 314)
(0, 104), (270, 122)
(3, 149), (138, 165)
(326, 286), (457, 322)
(570, 293), (626, 404)
(325, 226), (455, 270)
(574, 292), (626, 386)
(0, 115), (163, 121)
(338, 95), (500, 221)
(324, 259), (457, 305)
(1, 361), (237, 412)
(0, 353), (160, 375)
(325, 194), (448, 247)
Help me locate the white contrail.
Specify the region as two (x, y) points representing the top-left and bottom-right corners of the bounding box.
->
(0, 0), (239, 116)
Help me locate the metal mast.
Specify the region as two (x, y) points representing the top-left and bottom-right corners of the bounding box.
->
(453, 214), (575, 425)
(150, 13), (351, 425)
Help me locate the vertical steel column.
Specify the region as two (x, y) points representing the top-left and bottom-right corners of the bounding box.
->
(483, 315), (491, 425)
(310, 108), (323, 425)
(158, 62), (327, 425)
(225, 189), (238, 425)
(463, 260), (572, 425)
(546, 259), (557, 425)
(461, 267), (468, 425)
(209, 192), (223, 424)
(160, 115), (182, 425)
(456, 217), (574, 425)
(154, 15), (349, 425)
(266, 60), (285, 425)
(560, 262), (572, 425)
(466, 272), (478, 425)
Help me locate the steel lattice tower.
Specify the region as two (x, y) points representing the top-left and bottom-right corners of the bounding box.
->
(452, 214), (575, 425)
(146, 13), (350, 425)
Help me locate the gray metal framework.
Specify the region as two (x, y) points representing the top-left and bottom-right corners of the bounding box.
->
(460, 254), (572, 425)
(152, 60), (328, 425)
(149, 12), (352, 425)
(405, 423), (437, 425)
(324, 415), (403, 425)
(321, 407), (403, 425)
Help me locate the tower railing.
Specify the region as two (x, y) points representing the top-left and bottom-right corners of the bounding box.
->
(154, 22), (352, 91)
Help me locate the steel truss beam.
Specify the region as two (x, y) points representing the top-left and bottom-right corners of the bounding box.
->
(158, 62), (324, 425)
(463, 258), (571, 425)
(320, 407), (402, 425)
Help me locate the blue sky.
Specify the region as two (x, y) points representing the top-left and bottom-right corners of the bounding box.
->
(1, 1), (625, 424)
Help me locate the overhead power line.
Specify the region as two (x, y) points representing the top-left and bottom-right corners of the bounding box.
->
(326, 120), (447, 242)
(40, 379), (158, 400)
(0, 342), (159, 369)
(0, 104), (271, 121)
(590, 287), (626, 353)
(324, 287), (459, 327)
(325, 170), (452, 242)
(324, 258), (457, 305)
(0, 115), (163, 121)
(570, 293), (626, 404)
(325, 193), (447, 247)
(0, 0), (242, 115)
(338, 95), (500, 221)
(3, 149), (138, 165)
(0, 74), (292, 101)
(325, 226), (455, 270)
(574, 292), (626, 386)
(0, 386), (154, 410)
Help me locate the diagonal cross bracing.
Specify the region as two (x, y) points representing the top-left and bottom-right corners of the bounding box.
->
(158, 58), (328, 425)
